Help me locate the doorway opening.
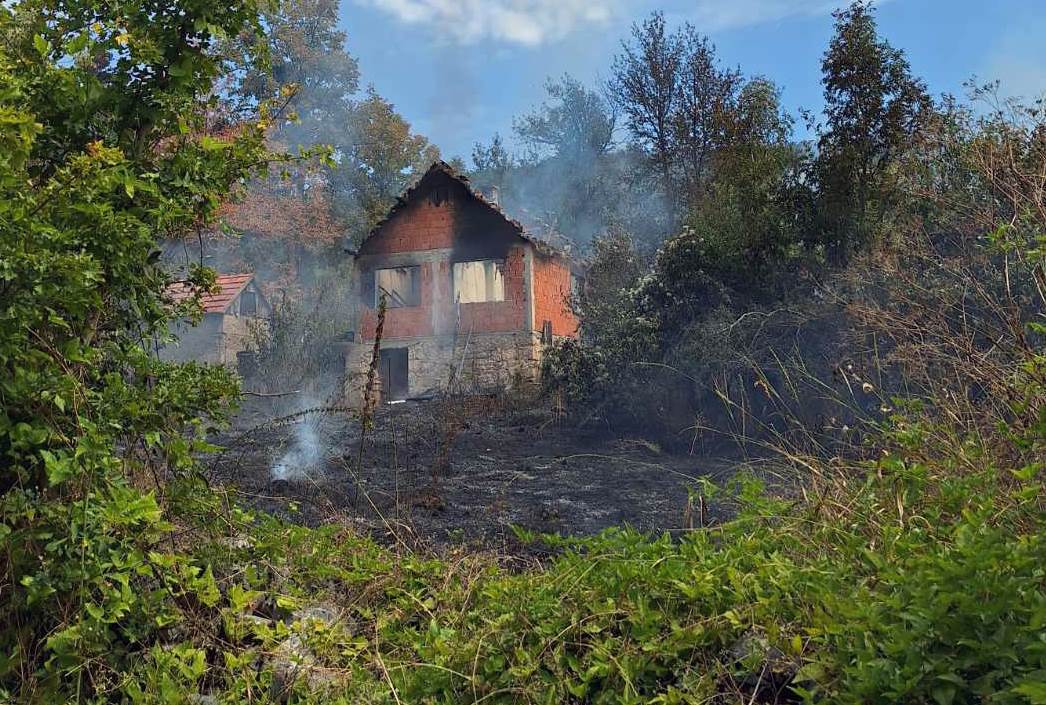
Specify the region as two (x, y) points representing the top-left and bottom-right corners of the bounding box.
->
(379, 347), (409, 401)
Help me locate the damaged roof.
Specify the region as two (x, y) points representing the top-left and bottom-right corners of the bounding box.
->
(166, 273), (255, 313)
(357, 160), (566, 259)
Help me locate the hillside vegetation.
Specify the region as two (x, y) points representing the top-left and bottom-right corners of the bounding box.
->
(1, 1), (1043, 704)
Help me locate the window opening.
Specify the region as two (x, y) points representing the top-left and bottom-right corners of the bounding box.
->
(453, 260), (505, 303)
(374, 266), (421, 308)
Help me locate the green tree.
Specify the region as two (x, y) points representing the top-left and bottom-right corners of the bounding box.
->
(816, 0), (932, 257)
(227, 0), (359, 144)
(610, 11), (682, 203)
(0, 0), (277, 697)
(611, 12), (792, 221)
(671, 28), (743, 205)
(514, 74), (615, 161)
(677, 78), (810, 288)
(223, 0), (438, 247)
(330, 88), (440, 243)
(510, 75), (618, 244)
(542, 230), (659, 413)
(470, 132), (514, 191)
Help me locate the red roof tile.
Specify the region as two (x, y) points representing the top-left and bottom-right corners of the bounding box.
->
(167, 273), (254, 313)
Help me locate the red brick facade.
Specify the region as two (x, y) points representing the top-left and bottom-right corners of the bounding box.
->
(356, 192), (457, 254)
(346, 161), (578, 401)
(356, 165), (576, 343)
(532, 253), (578, 337)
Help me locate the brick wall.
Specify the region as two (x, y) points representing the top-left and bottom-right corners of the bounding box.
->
(357, 175), (531, 342)
(360, 193), (457, 255)
(532, 253), (579, 337)
(457, 247), (527, 333)
(358, 262), (436, 339)
(358, 247), (529, 341)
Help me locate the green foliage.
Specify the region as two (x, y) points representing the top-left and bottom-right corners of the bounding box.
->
(515, 74), (616, 161)
(609, 11), (797, 220)
(471, 76), (626, 246)
(227, 0), (360, 134)
(542, 231), (663, 421)
(225, 0), (439, 245)
(0, 0), (273, 698)
(56, 461), (1036, 704)
(247, 267), (354, 397)
(329, 87), (440, 242)
(816, 0), (932, 257)
(820, 517), (1044, 705)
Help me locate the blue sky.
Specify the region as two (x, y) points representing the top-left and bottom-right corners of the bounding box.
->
(339, 0), (1046, 161)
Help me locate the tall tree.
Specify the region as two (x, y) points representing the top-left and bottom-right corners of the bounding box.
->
(610, 12), (682, 198)
(644, 91), (807, 326)
(330, 88), (440, 242)
(514, 74), (615, 162)
(816, 0), (932, 255)
(219, 0), (438, 252)
(227, 0), (359, 145)
(728, 77), (793, 147)
(471, 76), (621, 246)
(672, 28), (743, 204)
(470, 133), (514, 191)
(511, 75), (618, 243)
(611, 13), (776, 217)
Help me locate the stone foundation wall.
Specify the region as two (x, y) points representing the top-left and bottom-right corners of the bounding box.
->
(344, 331), (543, 405)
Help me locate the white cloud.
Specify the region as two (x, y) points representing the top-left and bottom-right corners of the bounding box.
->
(358, 0), (901, 47)
(357, 0), (617, 46)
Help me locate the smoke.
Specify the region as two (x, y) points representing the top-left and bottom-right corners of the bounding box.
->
(471, 141), (675, 252)
(271, 412), (325, 482)
(426, 48), (480, 165)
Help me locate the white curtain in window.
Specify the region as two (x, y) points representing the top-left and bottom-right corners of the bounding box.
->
(454, 261), (504, 303)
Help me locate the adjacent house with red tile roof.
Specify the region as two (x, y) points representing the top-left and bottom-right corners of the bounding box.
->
(345, 161), (579, 402)
(161, 273), (271, 369)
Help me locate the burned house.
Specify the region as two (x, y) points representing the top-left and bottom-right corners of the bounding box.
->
(162, 273), (271, 369)
(345, 161), (579, 402)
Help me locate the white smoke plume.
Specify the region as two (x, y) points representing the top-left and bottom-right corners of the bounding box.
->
(271, 414), (324, 482)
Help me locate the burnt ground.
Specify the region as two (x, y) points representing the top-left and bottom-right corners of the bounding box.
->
(207, 395), (744, 550)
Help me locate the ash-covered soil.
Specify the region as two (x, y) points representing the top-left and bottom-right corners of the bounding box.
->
(207, 395), (741, 550)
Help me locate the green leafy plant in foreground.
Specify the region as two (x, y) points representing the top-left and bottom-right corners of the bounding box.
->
(0, 0), (276, 699)
(89, 460), (1038, 705)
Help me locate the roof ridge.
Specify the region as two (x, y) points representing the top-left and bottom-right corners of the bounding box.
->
(356, 160), (565, 258)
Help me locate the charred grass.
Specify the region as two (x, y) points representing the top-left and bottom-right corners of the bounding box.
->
(206, 394), (741, 552)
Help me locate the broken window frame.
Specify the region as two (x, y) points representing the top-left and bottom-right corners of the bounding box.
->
(238, 290), (257, 316)
(373, 266), (421, 308)
(452, 259), (506, 304)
